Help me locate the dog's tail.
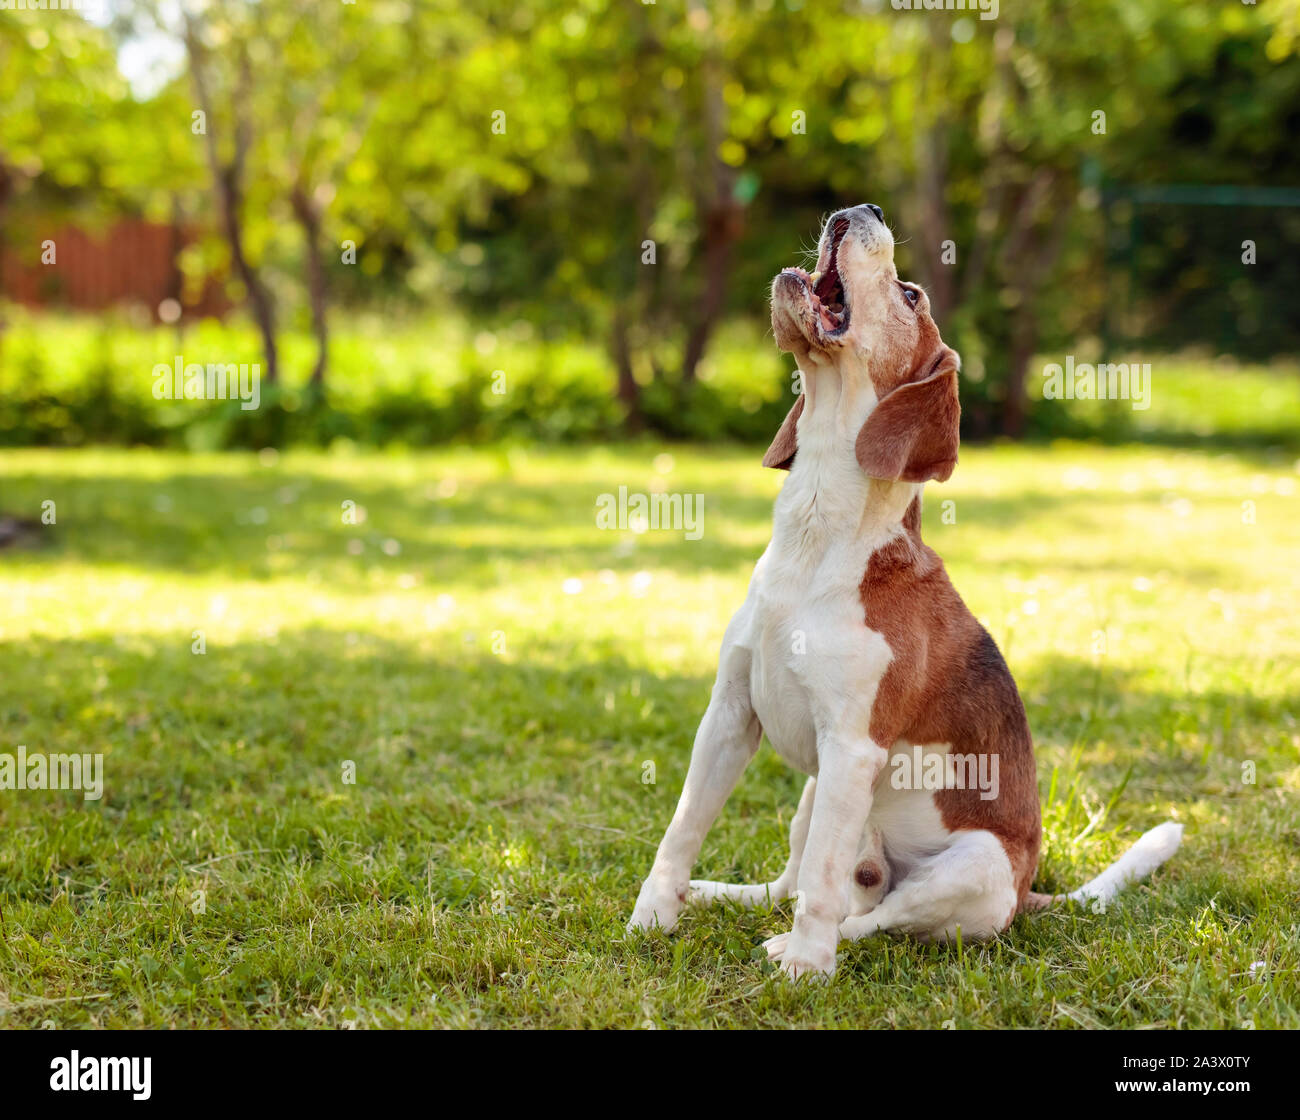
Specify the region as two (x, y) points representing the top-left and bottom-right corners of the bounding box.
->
(1020, 821), (1183, 913)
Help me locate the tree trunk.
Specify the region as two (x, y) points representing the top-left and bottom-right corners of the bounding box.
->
(681, 20), (740, 384)
(912, 19), (954, 318)
(0, 159), (10, 369)
(913, 124), (954, 319)
(216, 165), (279, 383)
(291, 185), (328, 387)
(681, 200), (741, 384)
(185, 19), (279, 383)
(1003, 321), (1037, 439)
(167, 195), (187, 350)
(996, 174), (1075, 437)
(612, 317), (643, 431)
(961, 29), (1015, 307)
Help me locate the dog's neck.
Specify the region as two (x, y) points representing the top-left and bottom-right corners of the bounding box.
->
(771, 358), (922, 560)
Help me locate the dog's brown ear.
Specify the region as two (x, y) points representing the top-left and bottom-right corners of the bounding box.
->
(856, 348), (961, 482)
(762, 393), (804, 470)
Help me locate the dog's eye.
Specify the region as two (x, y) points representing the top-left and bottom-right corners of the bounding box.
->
(902, 286), (920, 306)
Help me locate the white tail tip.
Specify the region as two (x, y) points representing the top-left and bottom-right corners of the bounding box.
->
(1134, 820), (1185, 862)
(1069, 821), (1183, 905)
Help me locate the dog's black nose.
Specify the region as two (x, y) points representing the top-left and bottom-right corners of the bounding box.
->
(865, 204), (884, 222)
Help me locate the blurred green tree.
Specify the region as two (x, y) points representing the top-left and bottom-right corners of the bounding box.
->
(6, 0), (1298, 438)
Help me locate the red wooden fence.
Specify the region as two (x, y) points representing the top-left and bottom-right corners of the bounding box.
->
(0, 218), (230, 320)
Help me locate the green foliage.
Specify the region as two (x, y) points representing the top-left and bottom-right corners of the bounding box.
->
(3, 311), (1298, 451)
(2, 2), (1299, 438)
(0, 310), (625, 448)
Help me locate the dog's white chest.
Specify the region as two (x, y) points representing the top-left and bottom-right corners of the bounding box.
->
(746, 568), (821, 773)
(740, 486), (899, 775)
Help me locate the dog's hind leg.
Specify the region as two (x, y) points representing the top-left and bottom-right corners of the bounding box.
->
(688, 776), (815, 909)
(834, 829), (1018, 945)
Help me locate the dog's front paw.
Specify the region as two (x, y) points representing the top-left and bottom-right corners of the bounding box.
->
(627, 879), (685, 934)
(779, 947), (837, 981)
(763, 930), (836, 980)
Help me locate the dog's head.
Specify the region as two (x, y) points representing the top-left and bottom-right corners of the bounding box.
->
(765, 204), (960, 483)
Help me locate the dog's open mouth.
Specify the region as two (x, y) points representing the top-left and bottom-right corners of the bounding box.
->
(780, 217), (850, 337)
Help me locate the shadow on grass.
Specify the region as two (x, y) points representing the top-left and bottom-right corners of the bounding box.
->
(2, 630), (1289, 901)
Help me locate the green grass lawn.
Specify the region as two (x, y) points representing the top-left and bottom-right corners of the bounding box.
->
(1, 440), (1297, 1028)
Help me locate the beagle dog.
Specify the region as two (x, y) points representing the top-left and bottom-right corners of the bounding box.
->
(628, 205), (1182, 979)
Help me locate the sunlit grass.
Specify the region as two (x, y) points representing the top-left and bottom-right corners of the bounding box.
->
(0, 440), (1297, 1027)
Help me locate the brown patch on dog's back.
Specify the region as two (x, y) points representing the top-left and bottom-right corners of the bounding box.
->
(860, 497), (1041, 905)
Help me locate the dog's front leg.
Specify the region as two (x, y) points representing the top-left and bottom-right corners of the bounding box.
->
(765, 739), (885, 979)
(627, 639), (761, 934)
